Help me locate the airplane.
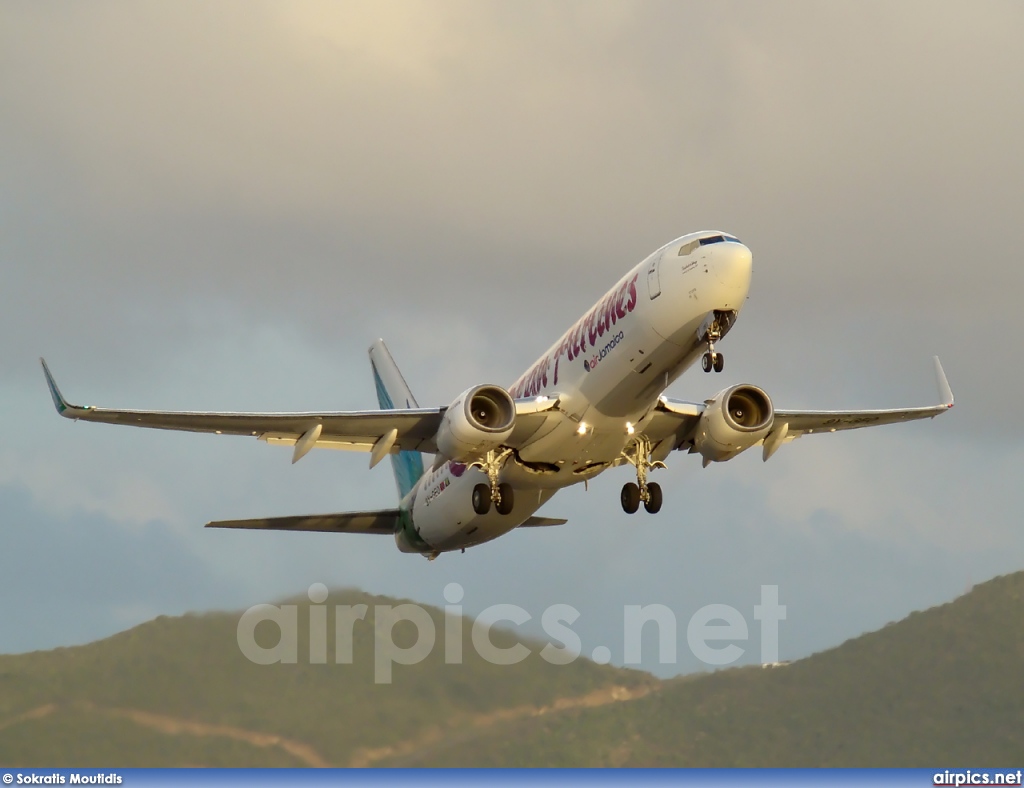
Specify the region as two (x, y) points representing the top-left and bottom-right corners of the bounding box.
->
(41, 231), (954, 558)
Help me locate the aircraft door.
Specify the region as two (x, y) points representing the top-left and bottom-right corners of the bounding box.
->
(647, 253), (661, 300)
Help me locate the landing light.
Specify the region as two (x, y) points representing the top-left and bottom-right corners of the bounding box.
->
(626, 422), (635, 435)
(577, 422), (588, 435)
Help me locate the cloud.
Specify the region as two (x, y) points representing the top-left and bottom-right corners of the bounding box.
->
(1, 1), (1022, 669)
(0, 484), (239, 652)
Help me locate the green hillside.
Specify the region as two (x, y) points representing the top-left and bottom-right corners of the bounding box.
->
(0, 589), (654, 767)
(395, 573), (1024, 767)
(3, 574), (1024, 767)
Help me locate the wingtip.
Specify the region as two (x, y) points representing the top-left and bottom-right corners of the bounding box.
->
(40, 358), (70, 415)
(933, 356), (954, 408)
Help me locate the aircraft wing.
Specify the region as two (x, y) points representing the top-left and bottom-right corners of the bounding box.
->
(766, 356), (954, 454)
(645, 357), (954, 460)
(41, 359), (560, 462)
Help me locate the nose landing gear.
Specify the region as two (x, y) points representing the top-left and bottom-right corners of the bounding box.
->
(620, 435), (665, 514)
(700, 339), (724, 374)
(701, 322), (724, 374)
(701, 351), (724, 373)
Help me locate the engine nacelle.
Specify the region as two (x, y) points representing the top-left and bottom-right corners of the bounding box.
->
(436, 384), (516, 462)
(694, 384), (774, 463)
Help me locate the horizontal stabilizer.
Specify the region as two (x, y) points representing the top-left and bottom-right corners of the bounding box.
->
(206, 510), (400, 535)
(521, 516), (568, 527)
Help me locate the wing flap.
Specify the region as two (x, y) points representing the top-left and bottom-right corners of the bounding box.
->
(205, 510), (400, 534)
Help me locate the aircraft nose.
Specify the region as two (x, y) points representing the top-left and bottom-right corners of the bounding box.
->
(712, 242), (753, 292)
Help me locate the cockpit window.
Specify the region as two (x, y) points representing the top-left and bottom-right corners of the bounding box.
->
(680, 235), (742, 255)
(678, 240), (700, 256)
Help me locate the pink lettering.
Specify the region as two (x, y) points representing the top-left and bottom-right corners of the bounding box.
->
(615, 281), (628, 319)
(575, 320), (586, 355)
(586, 310), (599, 348)
(626, 273), (639, 312)
(601, 291), (617, 333)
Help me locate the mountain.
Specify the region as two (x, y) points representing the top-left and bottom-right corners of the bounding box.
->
(396, 572), (1024, 767)
(0, 589), (655, 767)
(3, 574), (1023, 767)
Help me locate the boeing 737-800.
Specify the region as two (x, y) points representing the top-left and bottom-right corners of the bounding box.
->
(42, 231), (953, 558)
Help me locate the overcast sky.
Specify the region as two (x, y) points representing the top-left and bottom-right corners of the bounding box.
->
(1, 1), (1022, 676)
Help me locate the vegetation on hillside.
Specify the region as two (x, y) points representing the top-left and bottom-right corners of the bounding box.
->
(393, 573), (1024, 767)
(0, 589), (653, 767)
(3, 575), (1023, 767)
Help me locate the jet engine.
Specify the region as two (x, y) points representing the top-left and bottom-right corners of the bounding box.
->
(436, 384), (516, 461)
(694, 384), (774, 462)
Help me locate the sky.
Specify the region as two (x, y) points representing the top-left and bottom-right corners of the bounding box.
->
(1, 1), (1023, 677)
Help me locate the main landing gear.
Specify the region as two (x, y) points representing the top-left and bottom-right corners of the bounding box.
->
(620, 435), (665, 515)
(470, 448), (515, 516)
(472, 482), (514, 516)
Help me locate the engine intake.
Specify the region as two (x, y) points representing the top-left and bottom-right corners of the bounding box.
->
(694, 384), (774, 463)
(436, 384), (516, 461)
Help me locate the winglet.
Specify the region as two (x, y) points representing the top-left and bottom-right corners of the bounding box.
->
(933, 356), (954, 408)
(40, 358), (72, 415)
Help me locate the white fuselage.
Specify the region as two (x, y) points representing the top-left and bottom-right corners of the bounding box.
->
(397, 233), (753, 553)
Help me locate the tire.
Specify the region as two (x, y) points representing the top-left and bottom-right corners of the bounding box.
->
(701, 353), (713, 373)
(496, 483), (515, 515)
(713, 353), (724, 373)
(621, 482), (641, 514)
(644, 482), (663, 514)
(472, 483), (491, 515)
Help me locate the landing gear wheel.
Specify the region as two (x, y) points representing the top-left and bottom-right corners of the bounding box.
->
(472, 483), (491, 515)
(620, 435), (666, 516)
(496, 483), (515, 515)
(702, 353), (713, 373)
(713, 353), (724, 373)
(621, 482), (641, 514)
(644, 482), (663, 514)
(469, 448), (514, 511)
